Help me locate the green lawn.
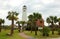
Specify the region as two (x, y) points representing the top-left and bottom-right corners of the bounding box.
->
(24, 31), (60, 39)
(1, 30), (60, 39)
(0, 30), (25, 39)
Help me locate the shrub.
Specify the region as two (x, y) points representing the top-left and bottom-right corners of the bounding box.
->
(57, 28), (60, 35)
(26, 25), (38, 31)
(40, 27), (50, 36)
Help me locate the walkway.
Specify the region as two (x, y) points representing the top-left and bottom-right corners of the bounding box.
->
(19, 32), (60, 39)
(19, 32), (36, 39)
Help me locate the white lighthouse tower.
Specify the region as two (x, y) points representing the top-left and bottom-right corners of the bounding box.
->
(22, 5), (27, 22)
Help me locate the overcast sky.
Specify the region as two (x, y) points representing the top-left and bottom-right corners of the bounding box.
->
(0, 0), (60, 25)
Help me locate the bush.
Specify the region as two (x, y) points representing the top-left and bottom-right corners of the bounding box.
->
(40, 27), (50, 36)
(26, 25), (38, 31)
(26, 25), (31, 31)
(57, 28), (60, 35)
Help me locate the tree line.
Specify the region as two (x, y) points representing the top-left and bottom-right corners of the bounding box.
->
(0, 11), (60, 36)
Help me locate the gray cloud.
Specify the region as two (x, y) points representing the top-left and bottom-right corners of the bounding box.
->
(0, 0), (60, 25)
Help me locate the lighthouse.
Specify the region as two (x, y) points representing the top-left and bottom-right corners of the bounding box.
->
(22, 5), (27, 22)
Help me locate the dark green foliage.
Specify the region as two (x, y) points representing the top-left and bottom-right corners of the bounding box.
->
(57, 28), (60, 35)
(26, 26), (31, 31)
(46, 16), (58, 35)
(40, 27), (50, 36)
(26, 25), (38, 31)
(16, 21), (21, 32)
(0, 19), (5, 32)
(28, 12), (42, 35)
(6, 11), (19, 35)
(20, 21), (26, 32)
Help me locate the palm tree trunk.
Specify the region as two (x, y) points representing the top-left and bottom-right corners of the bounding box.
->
(18, 24), (20, 32)
(0, 23), (1, 32)
(43, 26), (45, 36)
(31, 26), (32, 33)
(22, 24), (24, 32)
(10, 19), (14, 35)
(52, 28), (54, 35)
(31, 23), (32, 33)
(58, 22), (60, 35)
(34, 21), (37, 35)
(35, 26), (37, 35)
(51, 22), (54, 35)
(59, 22), (60, 28)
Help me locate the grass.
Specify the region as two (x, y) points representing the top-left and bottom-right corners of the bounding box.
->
(0, 29), (25, 39)
(24, 31), (60, 39)
(1, 30), (60, 39)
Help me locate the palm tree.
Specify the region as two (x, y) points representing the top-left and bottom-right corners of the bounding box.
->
(46, 16), (58, 26)
(28, 12), (42, 35)
(58, 18), (60, 27)
(20, 21), (26, 32)
(0, 19), (5, 32)
(34, 13), (42, 35)
(46, 17), (51, 26)
(28, 15), (33, 33)
(46, 16), (58, 35)
(16, 21), (21, 32)
(27, 21), (32, 31)
(6, 11), (19, 35)
(2, 19), (5, 30)
(57, 18), (60, 35)
(54, 16), (58, 25)
(47, 16), (54, 34)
